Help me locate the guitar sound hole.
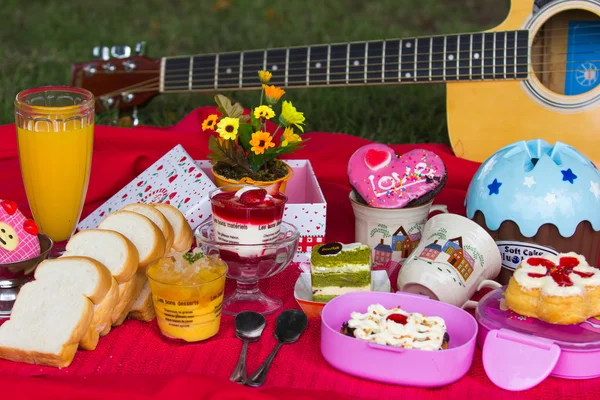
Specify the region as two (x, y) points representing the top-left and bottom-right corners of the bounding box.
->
(531, 9), (600, 96)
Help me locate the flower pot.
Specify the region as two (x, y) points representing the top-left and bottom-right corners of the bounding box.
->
(211, 162), (294, 193)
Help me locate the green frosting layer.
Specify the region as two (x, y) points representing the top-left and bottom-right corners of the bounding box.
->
(312, 270), (371, 287)
(311, 244), (371, 268)
(313, 294), (337, 303)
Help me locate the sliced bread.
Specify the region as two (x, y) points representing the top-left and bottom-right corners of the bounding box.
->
(64, 229), (140, 328)
(123, 203), (174, 256)
(98, 210), (165, 270)
(111, 277), (141, 326)
(0, 257), (112, 367)
(65, 229), (138, 283)
(153, 203), (193, 252)
(79, 277), (119, 350)
(128, 272), (156, 322)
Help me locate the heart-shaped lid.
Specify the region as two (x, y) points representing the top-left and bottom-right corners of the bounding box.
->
(347, 144), (446, 208)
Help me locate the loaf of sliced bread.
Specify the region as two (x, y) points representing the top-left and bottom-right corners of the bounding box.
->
(123, 203), (174, 256)
(79, 277), (119, 350)
(128, 272), (156, 322)
(0, 257), (112, 367)
(112, 277), (140, 326)
(153, 203), (193, 252)
(98, 210), (165, 269)
(64, 229), (140, 328)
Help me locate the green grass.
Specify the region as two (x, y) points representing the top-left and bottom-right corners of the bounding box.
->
(0, 0), (509, 144)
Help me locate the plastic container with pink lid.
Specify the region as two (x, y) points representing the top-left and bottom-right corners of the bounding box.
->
(474, 287), (600, 391)
(320, 291), (478, 387)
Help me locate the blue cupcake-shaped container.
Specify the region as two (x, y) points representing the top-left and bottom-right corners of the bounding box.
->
(465, 139), (600, 284)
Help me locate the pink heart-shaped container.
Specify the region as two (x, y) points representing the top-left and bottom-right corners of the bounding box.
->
(320, 291), (478, 387)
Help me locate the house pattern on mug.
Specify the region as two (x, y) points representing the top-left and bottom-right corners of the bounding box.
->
(373, 225), (422, 265)
(418, 236), (475, 280)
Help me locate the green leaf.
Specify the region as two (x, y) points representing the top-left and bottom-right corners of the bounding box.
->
(214, 94), (245, 119)
(237, 123), (253, 153)
(264, 139), (309, 162)
(250, 112), (261, 131)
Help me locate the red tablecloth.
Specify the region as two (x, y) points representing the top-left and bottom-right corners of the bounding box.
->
(1, 107), (598, 399)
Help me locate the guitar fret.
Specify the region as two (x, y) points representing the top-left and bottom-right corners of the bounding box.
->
(285, 48), (289, 86)
(431, 36), (444, 81)
(240, 51), (262, 88)
(326, 45), (331, 84)
(309, 45), (327, 84)
(329, 44), (346, 84)
(188, 57), (193, 90)
(516, 30), (529, 79)
(191, 54), (216, 90)
(288, 47), (308, 86)
(513, 31), (518, 77)
(503, 31), (508, 79)
(416, 38), (429, 82)
(239, 53), (243, 88)
(266, 49), (286, 85)
(398, 39), (402, 81)
(214, 54), (219, 89)
(164, 57), (191, 91)
(364, 42), (368, 83)
(428, 38), (433, 81)
(383, 39), (399, 82)
(481, 36), (485, 80)
(306, 47), (311, 85)
(443, 36), (447, 81)
(459, 35), (470, 80)
(445, 36), (457, 80)
(381, 40), (386, 82)
(492, 32), (497, 79)
(349, 42), (366, 83)
(160, 57), (166, 92)
(456, 34), (460, 80)
(413, 38), (418, 82)
(469, 34), (473, 79)
(401, 39), (415, 80)
(366, 41), (383, 82)
(263, 50), (267, 71)
(346, 43), (350, 84)
(471, 33), (483, 79)
(483, 33), (494, 79)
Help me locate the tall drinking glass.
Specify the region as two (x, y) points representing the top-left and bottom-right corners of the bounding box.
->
(14, 86), (94, 256)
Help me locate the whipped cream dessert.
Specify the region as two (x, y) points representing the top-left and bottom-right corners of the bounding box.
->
(210, 186), (287, 246)
(341, 304), (449, 350)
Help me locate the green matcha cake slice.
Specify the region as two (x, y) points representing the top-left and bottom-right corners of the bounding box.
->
(311, 242), (371, 302)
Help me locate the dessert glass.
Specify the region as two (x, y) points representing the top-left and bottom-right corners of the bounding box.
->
(146, 254), (227, 342)
(195, 220), (299, 316)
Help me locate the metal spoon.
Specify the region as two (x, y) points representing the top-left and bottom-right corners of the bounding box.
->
(230, 311), (267, 384)
(247, 309), (308, 387)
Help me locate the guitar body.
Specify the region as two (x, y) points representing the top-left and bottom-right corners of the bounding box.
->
(448, 0), (600, 164)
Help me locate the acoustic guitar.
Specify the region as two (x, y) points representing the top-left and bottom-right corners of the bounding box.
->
(70, 0), (600, 164)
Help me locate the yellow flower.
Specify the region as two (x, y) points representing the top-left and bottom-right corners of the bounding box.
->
(216, 117), (239, 140)
(281, 127), (302, 147)
(279, 101), (305, 132)
(263, 84), (285, 105)
(201, 114), (219, 131)
(258, 70), (272, 84)
(253, 105), (275, 120)
(249, 131), (275, 155)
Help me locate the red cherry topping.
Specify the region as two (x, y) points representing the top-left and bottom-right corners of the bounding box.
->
(559, 257), (579, 268)
(527, 272), (546, 278)
(527, 257), (555, 269)
(573, 270), (595, 278)
(239, 189), (268, 205)
(23, 219), (38, 236)
(1, 200), (18, 215)
(386, 314), (408, 325)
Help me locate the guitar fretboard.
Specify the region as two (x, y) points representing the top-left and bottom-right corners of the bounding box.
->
(160, 30), (529, 92)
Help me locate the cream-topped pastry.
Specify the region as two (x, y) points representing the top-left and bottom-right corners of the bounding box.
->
(340, 304), (449, 351)
(505, 252), (600, 325)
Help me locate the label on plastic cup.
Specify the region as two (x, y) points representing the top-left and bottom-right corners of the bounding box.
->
(213, 214), (282, 244)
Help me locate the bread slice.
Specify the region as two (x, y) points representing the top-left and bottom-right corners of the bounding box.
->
(79, 277), (119, 350)
(98, 210), (165, 270)
(128, 272), (156, 322)
(64, 229), (140, 328)
(123, 203), (174, 256)
(0, 257), (112, 368)
(111, 277), (141, 326)
(65, 229), (138, 283)
(153, 203), (194, 252)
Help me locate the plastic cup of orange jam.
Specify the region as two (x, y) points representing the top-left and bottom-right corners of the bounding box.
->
(146, 252), (227, 342)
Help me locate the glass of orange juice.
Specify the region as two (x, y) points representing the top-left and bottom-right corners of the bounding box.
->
(147, 251), (228, 342)
(14, 86), (94, 256)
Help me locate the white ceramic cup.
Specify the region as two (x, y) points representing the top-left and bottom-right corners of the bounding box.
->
(349, 191), (448, 267)
(397, 213), (502, 308)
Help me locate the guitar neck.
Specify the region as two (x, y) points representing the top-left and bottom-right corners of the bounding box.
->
(160, 30), (529, 93)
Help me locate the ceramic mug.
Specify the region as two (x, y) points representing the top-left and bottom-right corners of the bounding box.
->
(397, 213), (502, 308)
(350, 191), (448, 268)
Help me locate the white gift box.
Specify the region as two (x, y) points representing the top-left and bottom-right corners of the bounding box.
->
(78, 145), (327, 262)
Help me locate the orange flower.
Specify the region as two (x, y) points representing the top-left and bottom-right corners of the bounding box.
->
(263, 84), (285, 105)
(249, 131), (275, 155)
(202, 114), (219, 131)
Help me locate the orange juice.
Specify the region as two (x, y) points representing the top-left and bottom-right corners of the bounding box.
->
(15, 86), (94, 246)
(147, 252), (227, 342)
(17, 124), (93, 242)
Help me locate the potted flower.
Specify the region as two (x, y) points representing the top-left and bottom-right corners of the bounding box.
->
(202, 70), (306, 192)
